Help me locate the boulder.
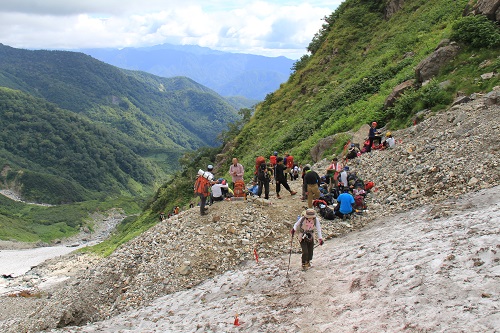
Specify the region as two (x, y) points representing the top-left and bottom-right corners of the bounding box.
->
(384, 79), (415, 108)
(467, 0), (500, 21)
(415, 43), (460, 83)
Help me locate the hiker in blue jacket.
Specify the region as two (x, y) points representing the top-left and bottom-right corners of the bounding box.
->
(335, 188), (355, 218)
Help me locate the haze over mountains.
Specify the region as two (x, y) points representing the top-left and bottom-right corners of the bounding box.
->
(77, 43), (295, 101)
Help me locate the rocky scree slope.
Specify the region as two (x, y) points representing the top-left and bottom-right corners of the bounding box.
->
(0, 87), (499, 332)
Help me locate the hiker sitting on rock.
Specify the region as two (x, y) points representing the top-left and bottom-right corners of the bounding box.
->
(211, 178), (229, 203)
(335, 188), (355, 218)
(383, 131), (396, 148)
(291, 209), (323, 269)
(346, 143), (360, 160)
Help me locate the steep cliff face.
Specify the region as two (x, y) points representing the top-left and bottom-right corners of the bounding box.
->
(384, 0), (406, 19)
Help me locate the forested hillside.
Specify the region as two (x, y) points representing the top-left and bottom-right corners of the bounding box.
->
(0, 44), (241, 204)
(0, 44), (239, 149)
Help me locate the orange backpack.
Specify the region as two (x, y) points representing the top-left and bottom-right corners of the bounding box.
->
(233, 180), (246, 198)
(194, 176), (210, 196)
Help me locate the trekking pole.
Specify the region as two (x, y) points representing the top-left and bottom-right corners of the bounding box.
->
(285, 233), (294, 279)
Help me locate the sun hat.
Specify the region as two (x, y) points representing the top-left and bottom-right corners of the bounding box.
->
(304, 208), (316, 219)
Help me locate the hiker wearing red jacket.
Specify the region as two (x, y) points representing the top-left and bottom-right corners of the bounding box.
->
(285, 153), (294, 181)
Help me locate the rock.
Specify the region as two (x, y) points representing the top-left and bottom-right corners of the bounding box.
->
(384, 79), (415, 108)
(415, 43), (460, 83)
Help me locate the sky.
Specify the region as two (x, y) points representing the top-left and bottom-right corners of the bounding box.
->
(0, 0), (343, 60)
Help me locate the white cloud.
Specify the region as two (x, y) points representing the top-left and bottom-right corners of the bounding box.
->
(0, 1), (342, 59)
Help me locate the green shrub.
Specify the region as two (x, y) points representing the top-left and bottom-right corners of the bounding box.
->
(450, 15), (500, 48)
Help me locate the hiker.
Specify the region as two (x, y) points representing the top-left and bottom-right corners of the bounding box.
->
(247, 181), (259, 196)
(346, 143), (360, 160)
(304, 165), (321, 208)
(335, 188), (355, 218)
(254, 156), (266, 182)
(173, 206), (180, 215)
(257, 162), (271, 200)
(291, 209), (323, 269)
(285, 153), (294, 181)
(301, 164), (310, 201)
(326, 157), (342, 193)
(339, 166), (349, 189)
(353, 184), (366, 197)
(194, 165), (215, 215)
(159, 212), (166, 221)
(384, 131), (396, 148)
(211, 178), (229, 203)
(270, 151), (278, 181)
(229, 157), (244, 189)
(275, 156), (297, 199)
(368, 121), (382, 151)
(292, 164), (300, 180)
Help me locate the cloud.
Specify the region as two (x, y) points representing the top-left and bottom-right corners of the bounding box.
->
(0, 1), (342, 59)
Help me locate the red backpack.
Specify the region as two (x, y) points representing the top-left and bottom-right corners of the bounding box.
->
(364, 181), (375, 191)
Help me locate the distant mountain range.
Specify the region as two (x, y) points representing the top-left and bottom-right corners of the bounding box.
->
(76, 43), (295, 101)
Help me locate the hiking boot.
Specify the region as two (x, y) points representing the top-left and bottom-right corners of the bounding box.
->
(277, 195), (282, 199)
(290, 191), (297, 196)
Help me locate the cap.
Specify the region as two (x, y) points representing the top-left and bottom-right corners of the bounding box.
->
(207, 164), (214, 170)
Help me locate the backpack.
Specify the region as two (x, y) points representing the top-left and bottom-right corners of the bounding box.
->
(194, 176), (210, 196)
(233, 180), (246, 198)
(255, 156), (266, 174)
(312, 199), (328, 208)
(258, 163), (270, 181)
(354, 195), (366, 210)
(353, 178), (364, 189)
(364, 181), (375, 191)
(322, 193), (335, 205)
(319, 206), (336, 220)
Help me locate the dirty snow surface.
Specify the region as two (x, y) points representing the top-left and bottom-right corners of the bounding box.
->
(47, 186), (500, 333)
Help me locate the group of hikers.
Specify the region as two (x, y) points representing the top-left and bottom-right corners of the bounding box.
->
(189, 121), (394, 269)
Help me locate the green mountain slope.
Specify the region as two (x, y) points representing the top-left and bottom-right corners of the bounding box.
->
(222, 0), (500, 168)
(0, 44), (241, 204)
(0, 87), (159, 202)
(0, 44), (239, 149)
(130, 0), (500, 249)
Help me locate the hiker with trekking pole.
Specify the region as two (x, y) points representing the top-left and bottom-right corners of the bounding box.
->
(290, 209), (323, 270)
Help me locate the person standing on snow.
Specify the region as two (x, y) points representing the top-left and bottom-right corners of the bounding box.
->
(291, 209), (323, 269)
